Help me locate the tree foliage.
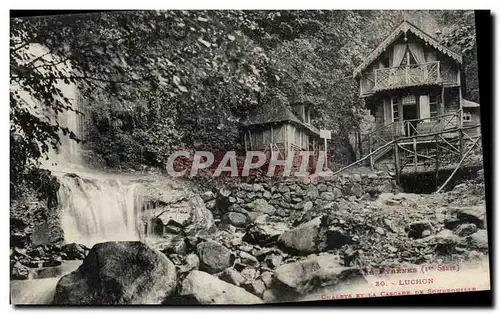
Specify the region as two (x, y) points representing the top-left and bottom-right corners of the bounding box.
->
(438, 10), (479, 103)
(10, 10), (480, 187)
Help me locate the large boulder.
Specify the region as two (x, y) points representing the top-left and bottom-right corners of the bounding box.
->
(179, 253), (200, 273)
(320, 192), (337, 202)
(277, 217), (322, 255)
(144, 194), (215, 237)
(242, 222), (289, 247)
(62, 243), (87, 260)
(219, 268), (245, 287)
(197, 240), (234, 274)
(187, 195), (216, 234)
(52, 241), (177, 305)
(421, 230), (462, 255)
(242, 279), (266, 298)
(178, 270), (263, 304)
(201, 191), (216, 202)
(444, 216), (461, 230)
(150, 235), (187, 255)
(455, 206), (486, 229)
(351, 183), (363, 198)
(271, 254), (365, 299)
(305, 186), (319, 200)
(455, 223), (477, 237)
(406, 220), (433, 239)
(468, 230), (489, 251)
(252, 199), (276, 215)
(222, 212), (248, 228)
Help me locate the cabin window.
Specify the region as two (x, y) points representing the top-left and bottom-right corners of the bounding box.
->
(391, 97), (399, 121)
(463, 112), (472, 122)
(429, 94), (440, 118)
(402, 94), (416, 105)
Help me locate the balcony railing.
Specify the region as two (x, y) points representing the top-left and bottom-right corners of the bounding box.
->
(373, 61), (441, 91)
(359, 109), (463, 158)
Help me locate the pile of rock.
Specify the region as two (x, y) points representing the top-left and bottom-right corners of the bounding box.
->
(140, 184), (216, 239)
(51, 239), (364, 304)
(47, 172), (488, 305)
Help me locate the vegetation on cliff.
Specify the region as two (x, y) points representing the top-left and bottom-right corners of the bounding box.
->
(10, 10), (479, 189)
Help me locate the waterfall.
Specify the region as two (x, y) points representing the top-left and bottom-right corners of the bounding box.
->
(11, 43), (149, 305)
(47, 99), (83, 168)
(17, 44), (145, 246)
(57, 174), (143, 248)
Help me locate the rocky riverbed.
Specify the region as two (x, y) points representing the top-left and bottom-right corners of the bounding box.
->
(10, 170), (488, 304)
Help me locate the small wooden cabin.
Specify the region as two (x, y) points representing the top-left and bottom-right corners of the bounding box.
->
(353, 20), (477, 141)
(241, 97), (320, 156)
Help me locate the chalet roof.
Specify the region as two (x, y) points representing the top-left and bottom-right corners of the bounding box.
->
(462, 99), (480, 108)
(242, 97), (320, 136)
(353, 20), (463, 78)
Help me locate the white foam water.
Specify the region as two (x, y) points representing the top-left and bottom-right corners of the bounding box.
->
(57, 173), (143, 248)
(11, 44), (147, 304)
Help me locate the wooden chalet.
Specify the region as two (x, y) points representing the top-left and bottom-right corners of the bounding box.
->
(241, 97), (320, 156)
(353, 20), (482, 180)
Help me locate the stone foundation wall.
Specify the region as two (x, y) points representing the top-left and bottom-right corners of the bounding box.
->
(204, 172), (398, 225)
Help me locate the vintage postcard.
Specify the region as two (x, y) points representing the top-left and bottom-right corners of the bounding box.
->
(10, 9), (489, 305)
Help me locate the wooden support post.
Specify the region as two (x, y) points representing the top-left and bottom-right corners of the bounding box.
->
(368, 134), (374, 170)
(459, 128), (464, 159)
(413, 137), (418, 172)
(244, 132), (248, 151)
(441, 86), (446, 130)
(437, 61), (441, 82)
(441, 87), (445, 111)
(436, 136), (481, 193)
(394, 141), (400, 184)
(285, 126), (289, 157)
(324, 136), (328, 169)
(357, 130), (363, 159)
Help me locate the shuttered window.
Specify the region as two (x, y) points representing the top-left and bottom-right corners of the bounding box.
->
(429, 94), (440, 118)
(391, 97), (399, 121)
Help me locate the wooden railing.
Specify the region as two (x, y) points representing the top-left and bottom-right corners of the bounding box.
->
(373, 61), (441, 91)
(397, 125), (482, 175)
(335, 125), (482, 192)
(399, 110), (460, 138)
(359, 109), (462, 163)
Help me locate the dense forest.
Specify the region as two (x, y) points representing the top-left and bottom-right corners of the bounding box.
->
(10, 10), (479, 195)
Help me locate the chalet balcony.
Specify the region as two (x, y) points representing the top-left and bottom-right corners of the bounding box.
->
(359, 61), (460, 96)
(374, 61), (441, 91)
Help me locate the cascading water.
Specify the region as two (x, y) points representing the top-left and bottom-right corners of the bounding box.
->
(11, 44), (146, 304)
(18, 43), (145, 246)
(57, 174), (143, 248)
